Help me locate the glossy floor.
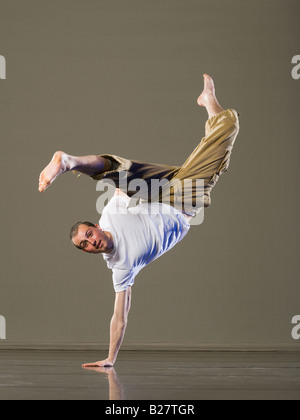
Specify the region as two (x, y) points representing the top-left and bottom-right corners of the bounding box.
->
(0, 350), (299, 400)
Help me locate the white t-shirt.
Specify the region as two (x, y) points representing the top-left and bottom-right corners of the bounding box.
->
(99, 196), (191, 292)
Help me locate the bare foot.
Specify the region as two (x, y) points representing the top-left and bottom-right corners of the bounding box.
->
(197, 74), (216, 107)
(197, 74), (224, 118)
(38, 151), (68, 193)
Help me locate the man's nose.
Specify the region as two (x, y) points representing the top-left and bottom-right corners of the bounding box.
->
(93, 240), (97, 247)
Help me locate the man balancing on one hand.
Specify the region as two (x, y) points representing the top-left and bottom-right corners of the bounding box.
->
(38, 74), (240, 367)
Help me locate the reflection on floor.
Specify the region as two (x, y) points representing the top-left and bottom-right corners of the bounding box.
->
(0, 350), (299, 400)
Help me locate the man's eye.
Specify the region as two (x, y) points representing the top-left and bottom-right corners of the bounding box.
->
(84, 241), (88, 248)
(88, 231), (92, 237)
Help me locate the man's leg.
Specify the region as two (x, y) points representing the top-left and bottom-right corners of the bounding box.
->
(170, 74), (240, 211)
(38, 151), (111, 193)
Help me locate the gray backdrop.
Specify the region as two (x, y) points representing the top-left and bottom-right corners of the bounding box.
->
(0, 0), (299, 349)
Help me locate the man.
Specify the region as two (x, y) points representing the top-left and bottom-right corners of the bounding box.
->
(38, 74), (240, 367)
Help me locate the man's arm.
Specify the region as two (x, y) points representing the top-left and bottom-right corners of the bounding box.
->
(107, 287), (132, 364)
(82, 287), (132, 368)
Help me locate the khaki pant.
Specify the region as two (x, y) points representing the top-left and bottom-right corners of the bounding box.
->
(92, 109), (240, 214)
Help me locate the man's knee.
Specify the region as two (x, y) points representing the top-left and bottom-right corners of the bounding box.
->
(227, 109), (240, 136)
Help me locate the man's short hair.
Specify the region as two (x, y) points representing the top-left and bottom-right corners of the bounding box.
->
(70, 221), (96, 248)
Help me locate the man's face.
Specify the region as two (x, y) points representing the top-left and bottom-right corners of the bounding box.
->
(72, 224), (111, 254)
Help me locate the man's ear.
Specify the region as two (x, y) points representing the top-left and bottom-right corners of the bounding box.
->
(95, 224), (100, 228)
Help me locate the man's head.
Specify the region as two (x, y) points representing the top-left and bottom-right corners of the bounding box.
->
(70, 221), (113, 254)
